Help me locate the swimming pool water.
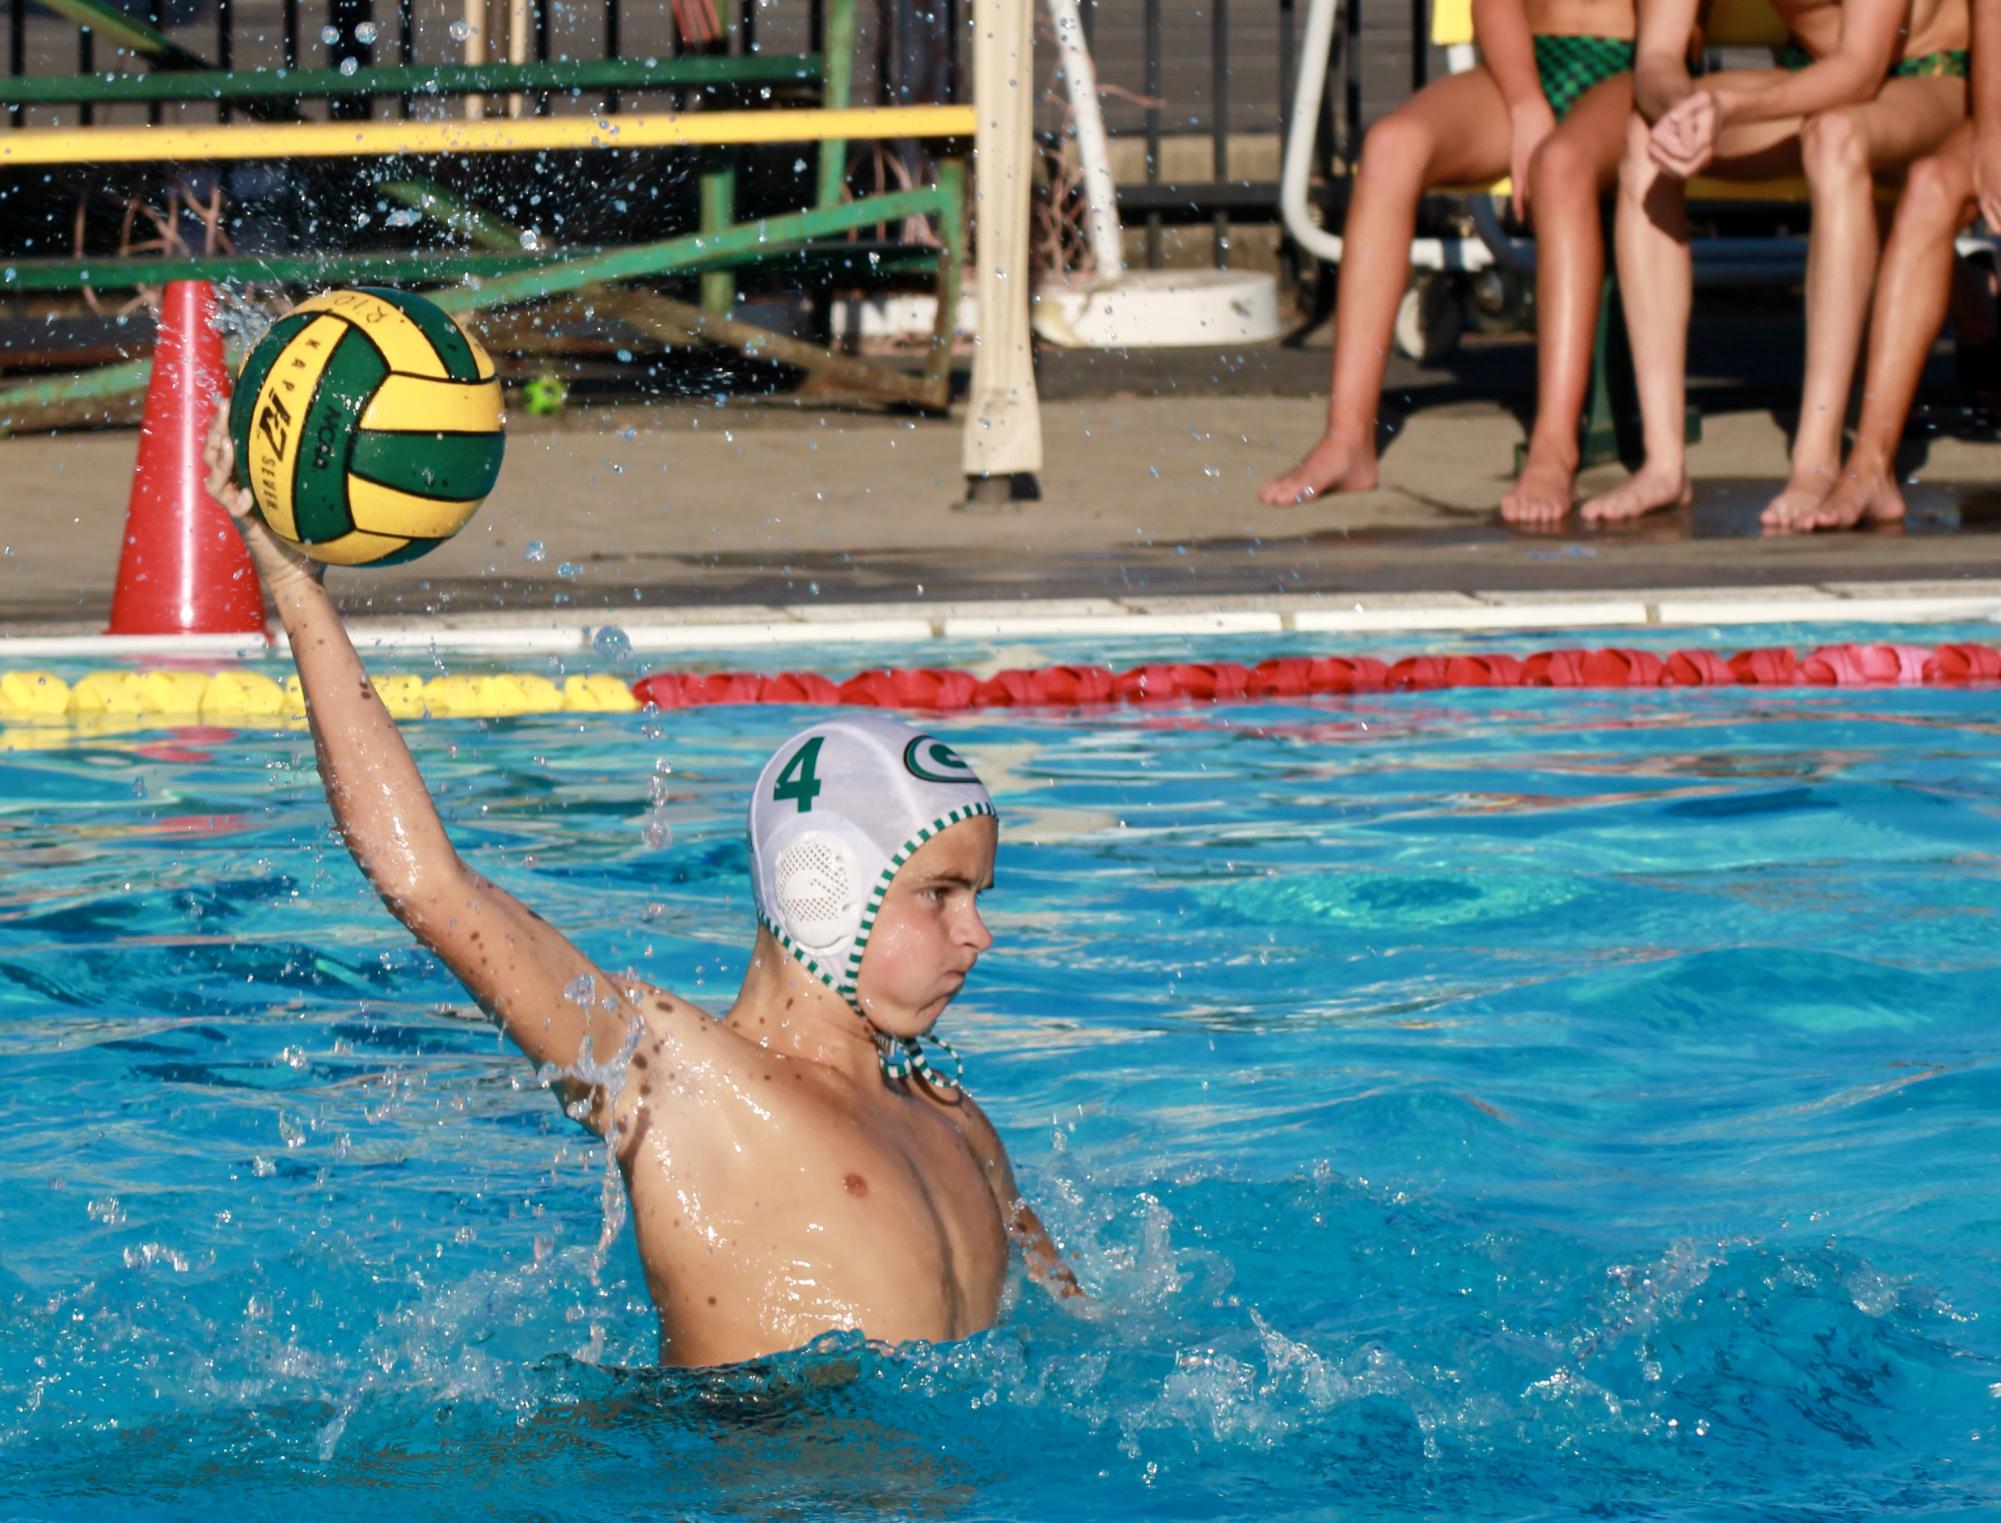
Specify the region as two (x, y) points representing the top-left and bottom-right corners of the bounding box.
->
(3, 674), (1998, 1519)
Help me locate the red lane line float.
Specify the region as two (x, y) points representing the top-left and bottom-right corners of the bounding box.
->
(628, 642), (2001, 710)
(1799, 643), (1934, 686)
(1929, 643), (2001, 681)
(1664, 649), (1738, 686)
(999, 665), (1119, 705)
(1730, 647), (1799, 685)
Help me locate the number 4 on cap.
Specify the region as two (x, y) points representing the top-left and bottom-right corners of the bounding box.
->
(774, 737), (825, 812)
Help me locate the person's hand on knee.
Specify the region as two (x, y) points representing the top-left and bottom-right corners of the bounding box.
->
(1651, 90), (1718, 177)
(1509, 96), (1558, 221)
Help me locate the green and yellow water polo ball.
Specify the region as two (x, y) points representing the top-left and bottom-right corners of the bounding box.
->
(230, 286), (504, 566)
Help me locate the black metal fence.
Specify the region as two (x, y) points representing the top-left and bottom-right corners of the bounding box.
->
(7, 0), (1430, 270)
(7, 0), (840, 122)
(1051, 0), (1422, 271)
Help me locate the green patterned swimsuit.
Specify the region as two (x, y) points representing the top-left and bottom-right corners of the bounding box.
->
(1777, 39), (1968, 76)
(1532, 34), (1637, 120)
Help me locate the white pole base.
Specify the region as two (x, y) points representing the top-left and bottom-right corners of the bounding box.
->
(1031, 269), (1283, 348)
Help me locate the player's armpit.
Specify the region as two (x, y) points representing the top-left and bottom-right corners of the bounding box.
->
(396, 867), (703, 1133)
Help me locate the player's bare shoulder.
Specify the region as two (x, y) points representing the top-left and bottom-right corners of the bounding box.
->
(604, 983), (772, 1146)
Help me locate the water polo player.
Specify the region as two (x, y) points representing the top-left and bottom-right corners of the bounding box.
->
(203, 415), (1081, 1369)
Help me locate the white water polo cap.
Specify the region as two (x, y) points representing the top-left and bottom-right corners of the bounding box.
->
(748, 715), (996, 1020)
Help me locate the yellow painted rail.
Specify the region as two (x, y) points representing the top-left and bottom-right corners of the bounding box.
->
(0, 103), (976, 167)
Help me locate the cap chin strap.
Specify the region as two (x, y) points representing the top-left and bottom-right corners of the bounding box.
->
(762, 929), (967, 1097)
(871, 1027), (964, 1098)
(843, 970), (964, 1097)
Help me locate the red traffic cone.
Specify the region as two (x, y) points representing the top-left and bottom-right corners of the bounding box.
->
(107, 280), (264, 636)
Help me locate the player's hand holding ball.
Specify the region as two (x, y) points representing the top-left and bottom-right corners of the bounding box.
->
(204, 410), (324, 595)
(225, 286), (505, 567)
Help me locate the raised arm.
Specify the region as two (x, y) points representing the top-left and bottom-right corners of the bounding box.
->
(958, 1096), (1084, 1301)
(205, 416), (689, 1132)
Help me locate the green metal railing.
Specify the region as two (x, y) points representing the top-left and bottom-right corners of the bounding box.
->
(0, 0), (975, 431)
(1, 55), (823, 106)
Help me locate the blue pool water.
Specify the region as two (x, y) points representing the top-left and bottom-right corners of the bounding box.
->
(4, 641), (2000, 1518)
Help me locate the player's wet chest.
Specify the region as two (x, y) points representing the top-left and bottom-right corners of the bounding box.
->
(867, 1108), (1009, 1286)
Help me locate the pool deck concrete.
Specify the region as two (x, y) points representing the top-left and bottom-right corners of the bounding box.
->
(7, 326), (2001, 648)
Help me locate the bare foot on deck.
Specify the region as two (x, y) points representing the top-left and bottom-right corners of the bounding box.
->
(1500, 446), (1578, 525)
(1259, 433), (1379, 505)
(1757, 466), (1838, 531)
(1770, 464), (1907, 533)
(1578, 462), (1693, 523)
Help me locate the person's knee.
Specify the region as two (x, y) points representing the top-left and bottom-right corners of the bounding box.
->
(1801, 108), (1869, 186)
(1901, 151), (1975, 230)
(1530, 134), (1592, 202)
(1615, 117), (1656, 200)
(1358, 111), (1433, 183)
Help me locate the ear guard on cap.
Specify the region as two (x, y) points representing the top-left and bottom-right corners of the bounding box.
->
(770, 832), (862, 959)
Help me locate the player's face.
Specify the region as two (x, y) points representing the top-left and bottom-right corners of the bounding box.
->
(855, 815), (998, 1037)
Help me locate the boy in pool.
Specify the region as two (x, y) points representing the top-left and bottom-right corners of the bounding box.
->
(202, 418), (1080, 1369)
(1577, 0), (1968, 525)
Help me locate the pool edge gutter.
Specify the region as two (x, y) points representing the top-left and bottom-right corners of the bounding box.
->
(3, 583), (2001, 658)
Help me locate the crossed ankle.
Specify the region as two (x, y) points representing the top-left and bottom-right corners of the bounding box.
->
(1839, 451), (1896, 482)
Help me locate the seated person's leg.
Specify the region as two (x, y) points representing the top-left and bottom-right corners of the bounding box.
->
(1501, 71), (1635, 524)
(1260, 69), (1512, 505)
(1575, 114), (1702, 520)
(1798, 126), (1977, 531)
(1580, 72), (1802, 522)
(1764, 74), (1970, 527)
